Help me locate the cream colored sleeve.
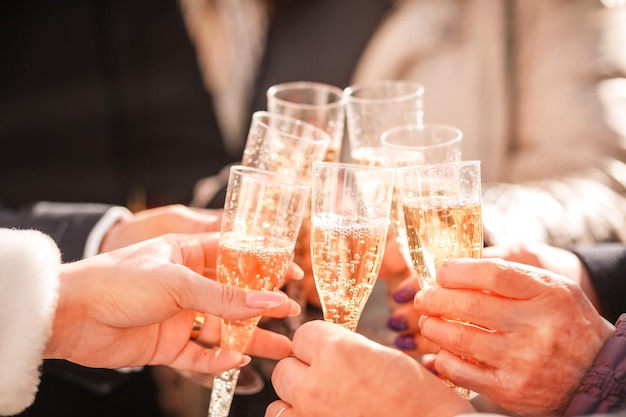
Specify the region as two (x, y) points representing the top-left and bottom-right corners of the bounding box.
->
(0, 229), (61, 416)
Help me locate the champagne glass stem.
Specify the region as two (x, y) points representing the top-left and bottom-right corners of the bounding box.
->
(447, 380), (471, 400)
(208, 368), (241, 417)
(207, 318), (258, 417)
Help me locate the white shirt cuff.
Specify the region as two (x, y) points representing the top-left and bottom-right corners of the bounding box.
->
(83, 206), (133, 258)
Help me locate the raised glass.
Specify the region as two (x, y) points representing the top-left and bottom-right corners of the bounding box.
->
(396, 160), (482, 399)
(381, 123), (463, 294)
(267, 81), (345, 163)
(310, 162), (394, 331)
(344, 80), (424, 166)
(207, 166), (311, 417)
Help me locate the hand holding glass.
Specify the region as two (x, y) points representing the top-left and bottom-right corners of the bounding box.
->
(208, 166), (310, 417)
(396, 160), (482, 399)
(179, 111), (330, 393)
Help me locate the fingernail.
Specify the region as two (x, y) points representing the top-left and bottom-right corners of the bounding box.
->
(395, 335), (417, 350)
(393, 286), (417, 303)
(245, 291), (287, 308)
(387, 315), (408, 331)
(414, 290), (424, 307)
(288, 300), (302, 316)
(238, 355), (252, 367)
(290, 264), (305, 280)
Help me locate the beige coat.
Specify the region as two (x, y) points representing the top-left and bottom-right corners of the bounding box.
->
(187, 0), (626, 247)
(353, 0), (626, 246)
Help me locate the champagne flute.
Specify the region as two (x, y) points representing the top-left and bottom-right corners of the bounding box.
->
(178, 111), (330, 393)
(208, 165), (311, 417)
(267, 81), (345, 163)
(242, 110), (331, 333)
(310, 161), (394, 331)
(396, 160), (482, 399)
(266, 81), (346, 329)
(342, 80), (424, 344)
(381, 123), (463, 303)
(344, 79), (424, 166)
(242, 110), (331, 175)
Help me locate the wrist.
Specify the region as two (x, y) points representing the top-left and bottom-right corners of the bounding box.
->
(43, 263), (84, 360)
(568, 251), (602, 312)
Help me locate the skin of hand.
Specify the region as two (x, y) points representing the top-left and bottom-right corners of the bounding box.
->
(45, 233), (302, 375)
(100, 204), (304, 327)
(482, 241), (599, 310)
(100, 204), (223, 253)
(414, 258), (615, 417)
(389, 241), (599, 356)
(266, 320), (476, 417)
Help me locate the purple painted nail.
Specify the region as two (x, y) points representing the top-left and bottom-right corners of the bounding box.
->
(387, 315), (408, 331)
(393, 286), (417, 303)
(395, 335), (417, 350)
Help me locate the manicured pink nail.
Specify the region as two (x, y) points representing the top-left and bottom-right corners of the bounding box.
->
(238, 355), (252, 368)
(245, 291), (287, 308)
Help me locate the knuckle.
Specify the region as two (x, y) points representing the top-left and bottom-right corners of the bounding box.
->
(447, 325), (469, 350)
(219, 284), (241, 315)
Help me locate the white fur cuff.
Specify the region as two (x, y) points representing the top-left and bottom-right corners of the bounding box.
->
(0, 229), (61, 416)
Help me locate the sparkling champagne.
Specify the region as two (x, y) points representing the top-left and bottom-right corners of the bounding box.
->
(403, 197), (482, 288)
(351, 147), (408, 262)
(217, 234), (294, 351)
(310, 213), (388, 331)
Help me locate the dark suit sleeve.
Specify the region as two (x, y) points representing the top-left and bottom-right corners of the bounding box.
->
(0, 201), (114, 262)
(571, 243), (626, 324)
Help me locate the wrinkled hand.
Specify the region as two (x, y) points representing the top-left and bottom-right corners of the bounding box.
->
(481, 241), (581, 277)
(100, 204), (223, 253)
(266, 320), (475, 417)
(483, 241), (599, 308)
(414, 258), (615, 417)
(47, 233), (302, 375)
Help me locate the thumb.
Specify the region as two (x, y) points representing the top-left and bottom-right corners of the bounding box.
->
(178, 272), (300, 320)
